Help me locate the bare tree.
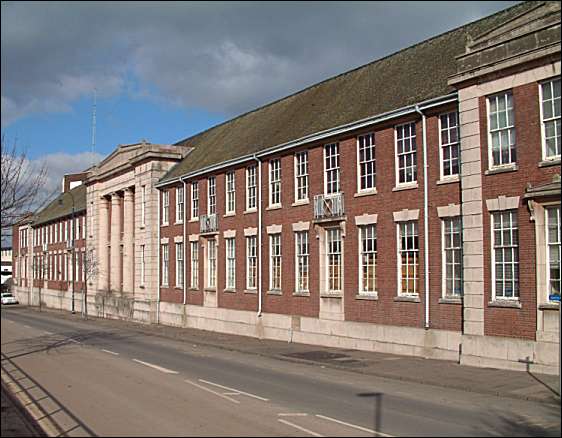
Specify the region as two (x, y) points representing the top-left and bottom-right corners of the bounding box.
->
(81, 249), (99, 319)
(1, 136), (50, 239)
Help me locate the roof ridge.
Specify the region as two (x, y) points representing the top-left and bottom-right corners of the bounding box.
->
(174, 1), (533, 147)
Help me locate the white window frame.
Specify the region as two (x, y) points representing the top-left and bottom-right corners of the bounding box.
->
(487, 91), (516, 169)
(176, 186), (184, 223)
(246, 236), (257, 289)
(269, 234), (282, 291)
(207, 238), (216, 289)
(397, 221), (419, 296)
(246, 166), (257, 211)
(207, 176), (216, 216)
(395, 122), (417, 186)
(491, 210), (519, 300)
(295, 231), (309, 293)
(269, 159), (282, 207)
(539, 78), (561, 161)
(225, 238), (236, 289)
(442, 217), (463, 298)
(439, 112), (460, 179)
(190, 241), (199, 289)
(324, 143), (340, 195)
(546, 205), (561, 302)
(176, 242), (184, 288)
(191, 182), (199, 220)
(326, 227), (342, 293)
(226, 172), (236, 214)
(294, 151), (309, 203)
(358, 224), (377, 295)
(162, 191), (170, 225)
(357, 133), (376, 193)
(161, 244), (169, 286)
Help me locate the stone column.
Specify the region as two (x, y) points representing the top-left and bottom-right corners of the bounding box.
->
(122, 188), (135, 295)
(98, 196), (110, 291)
(110, 192), (122, 291)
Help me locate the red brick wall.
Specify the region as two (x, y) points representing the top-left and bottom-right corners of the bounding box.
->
(479, 81), (560, 340)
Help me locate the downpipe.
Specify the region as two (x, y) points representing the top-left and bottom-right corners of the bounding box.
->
(253, 154), (263, 318)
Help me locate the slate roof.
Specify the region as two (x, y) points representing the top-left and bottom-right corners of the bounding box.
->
(32, 184), (87, 226)
(160, 1), (539, 184)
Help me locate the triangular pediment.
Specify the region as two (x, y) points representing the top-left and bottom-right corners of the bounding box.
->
(96, 142), (146, 174)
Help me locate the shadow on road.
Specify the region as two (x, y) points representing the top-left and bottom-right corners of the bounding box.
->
(357, 392), (384, 435)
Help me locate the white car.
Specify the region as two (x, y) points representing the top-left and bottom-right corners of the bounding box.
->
(1, 293), (18, 305)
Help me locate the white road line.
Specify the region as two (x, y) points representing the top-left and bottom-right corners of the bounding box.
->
(101, 349), (119, 356)
(44, 331), (53, 335)
(184, 379), (240, 404)
(22, 325), (30, 328)
(315, 414), (393, 437)
(278, 419), (323, 437)
(132, 359), (178, 374)
(222, 392), (240, 396)
(278, 413), (308, 417)
(198, 379), (269, 401)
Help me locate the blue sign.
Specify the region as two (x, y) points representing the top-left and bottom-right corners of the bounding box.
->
(548, 294), (561, 302)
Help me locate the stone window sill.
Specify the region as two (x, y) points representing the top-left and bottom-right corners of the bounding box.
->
(538, 302), (560, 311)
(244, 289), (257, 294)
(354, 189), (378, 198)
(439, 297), (462, 305)
(436, 176), (460, 185)
(538, 158), (560, 168)
(223, 288), (236, 293)
(266, 205), (282, 211)
(204, 288), (217, 292)
(267, 289), (282, 295)
(392, 183), (418, 192)
(293, 291), (310, 297)
(394, 295), (420, 303)
(291, 200), (309, 207)
(174, 221), (184, 225)
(488, 300), (521, 309)
(244, 209), (257, 215)
(355, 293), (378, 301)
(320, 293), (343, 298)
(485, 164), (518, 175)
(223, 212), (236, 218)
(174, 287), (183, 291)
(189, 218), (199, 223)
(188, 288), (200, 292)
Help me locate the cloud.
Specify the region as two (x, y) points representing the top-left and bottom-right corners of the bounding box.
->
(1, 1), (519, 126)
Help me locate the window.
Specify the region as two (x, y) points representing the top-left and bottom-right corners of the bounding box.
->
(162, 191), (170, 225)
(295, 151), (309, 202)
(396, 122), (417, 185)
(226, 172), (236, 214)
(161, 244), (169, 286)
(75, 252), (79, 282)
(492, 210), (519, 299)
(208, 176), (216, 215)
(269, 159), (281, 206)
(398, 221), (419, 295)
(140, 244), (145, 286)
(176, 242), (184, 287)
(440, 112), (460, 178)
(246, 236), (257, 289)
(326, 228), (342, 292)
(540, 79), (561, 160)
(77, 217), (82, 240)
(295, 232), (309, 293)
(358, 133), (376, 191)
(246, 166), (257, 210)
(191, 182), (199, 219)
(207, 239), (216, 288)
(324, 143), (340, 194)
(176, 186), (184, 223)
(359, 225), (377, 294)
(443, 217), (463, 297)
(270, 234), (282, 290)
(141, 185), (146, 226)
(546, 206), (561, 301)
(190, 241), (199, 289)
(226, 238), (236, 289)
(488, 92), (516, 167)
(55, 222), (58, 242)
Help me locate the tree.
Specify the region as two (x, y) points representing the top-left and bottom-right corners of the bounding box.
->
(81, 249), (99, 319)
(1, 136), (50, 240)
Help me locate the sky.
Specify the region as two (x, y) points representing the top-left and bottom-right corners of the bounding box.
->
(2, 1), (519, 199)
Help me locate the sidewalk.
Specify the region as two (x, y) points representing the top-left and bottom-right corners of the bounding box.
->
(23, 306), (562, 405)
(1, 382), (45, 437)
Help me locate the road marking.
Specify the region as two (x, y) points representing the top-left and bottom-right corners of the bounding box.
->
(184, 379), (240, 404)
(315, 414), (393, 437)
(198, 379), (269, 401)
(222, 392), (240, 396)
(23, 325), (31, 328)
(132, 359), (178, 374)
(278, 413), (308, 417)
(44, 331), (53, 335)
(101, 349), (119, 356)
(278, 419), (323, 437)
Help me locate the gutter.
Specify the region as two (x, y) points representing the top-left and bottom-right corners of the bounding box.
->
(253, 154), (263, 318)
(155, 93), (458, 187)
(157, 189), (161, 325)
(415, 105), (430, 330)
(183, 179), (187, 306)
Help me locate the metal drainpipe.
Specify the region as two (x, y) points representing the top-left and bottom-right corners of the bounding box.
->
(157, 189), (161, 325)
(415, 105), (430, 330)
(182, 178), (187, 305)
(253, 154), (263, 317)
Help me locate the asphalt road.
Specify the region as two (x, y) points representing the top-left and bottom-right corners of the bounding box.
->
(1, 306), (560, 437)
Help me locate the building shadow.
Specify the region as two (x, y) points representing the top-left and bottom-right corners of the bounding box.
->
(357, 391), (384, 435)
